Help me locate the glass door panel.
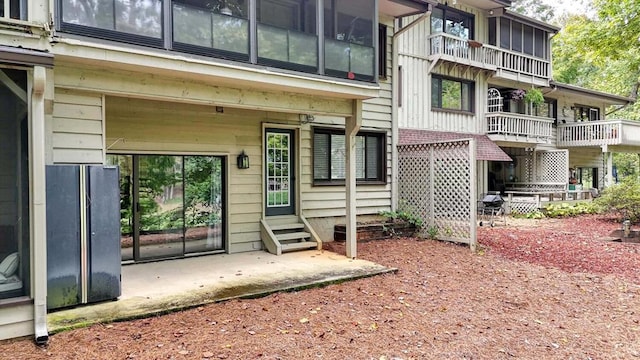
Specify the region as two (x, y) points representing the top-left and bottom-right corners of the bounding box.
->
(138, 155), (184, 260)
(266, 129), (295, 216)
(184, 156), (224, 253)
(106, 154), (134, 261)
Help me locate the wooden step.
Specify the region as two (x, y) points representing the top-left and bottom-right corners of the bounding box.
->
(270, 223), (305, 231)
(276, 231), (311, 241)
(281, 241), (317, 252)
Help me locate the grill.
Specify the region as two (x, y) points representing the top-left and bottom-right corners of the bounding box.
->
(481, 193), (504, 208)
(478, 192), (505, 227)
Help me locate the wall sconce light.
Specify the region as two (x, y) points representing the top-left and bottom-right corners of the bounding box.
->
(299, 113), (315, 124)
(237, 151), (249, 169)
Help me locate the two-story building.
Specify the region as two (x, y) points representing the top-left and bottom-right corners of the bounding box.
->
(395, 0), (636, 213)
(0, 0), (433, 342)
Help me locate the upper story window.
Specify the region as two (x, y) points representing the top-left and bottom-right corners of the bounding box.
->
(431, 75), (474, 113)
(497, 18), (548, 59)
(324, 0), (376, 81)
(1, 0), (25, 20)
(58, 0), (378, 82)
(257, 0), (318, 72)
(172, 0), (249, 61)
(431, 5), (474, 40)
(313, 127), (386, 185)
(574, 105), (600, 121)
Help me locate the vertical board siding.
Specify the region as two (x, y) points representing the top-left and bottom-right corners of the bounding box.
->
(52, 89), (104, 164)
(398, 3), (488, 135)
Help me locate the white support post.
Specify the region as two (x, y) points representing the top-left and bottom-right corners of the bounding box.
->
(345, 100), (362, 259)
(604, 147), (613, 188)
(31, 66), (49, 344)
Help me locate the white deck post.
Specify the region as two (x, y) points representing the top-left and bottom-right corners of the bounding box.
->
(602, 145), (613, 187)
(345, 100), (362, 259)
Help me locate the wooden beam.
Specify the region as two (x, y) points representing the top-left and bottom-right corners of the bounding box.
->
(345, 99), (363, 259)
(0, 69), (27, 103)
(54, 66), (355, 117)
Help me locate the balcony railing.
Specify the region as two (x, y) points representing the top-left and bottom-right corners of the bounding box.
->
(428, 33), (499, 70)
(557, 120), (631, 147)
(428, 33), (551, 83)
(486, 112), (553, 143)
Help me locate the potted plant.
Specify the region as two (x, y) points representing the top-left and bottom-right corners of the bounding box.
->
(524, 88), (544, 107)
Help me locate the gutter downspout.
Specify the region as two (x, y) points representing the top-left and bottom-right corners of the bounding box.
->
(32, 66), (48, 345)
(391, 8), (431, 211)
(605, 101), (633, 117)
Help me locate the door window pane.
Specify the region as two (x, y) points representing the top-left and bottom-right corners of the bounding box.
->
(266, 132), (292, 208)
(184, 156), (224, 253)
(106, 154), (134, 262)
(138, 155), (184, 260)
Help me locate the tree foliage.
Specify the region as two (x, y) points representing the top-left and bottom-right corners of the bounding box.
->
(595, 177), (640, 222)
(509, 0), (556, 22)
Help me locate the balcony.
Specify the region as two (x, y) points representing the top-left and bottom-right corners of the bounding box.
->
(486, 112), (553, 144)
(557, 120), (640, 148)
(428, 33), (551, 86)
(57, 0), (377, 83)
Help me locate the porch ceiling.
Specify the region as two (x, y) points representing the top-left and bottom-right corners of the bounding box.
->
(379, 0), (431, 17)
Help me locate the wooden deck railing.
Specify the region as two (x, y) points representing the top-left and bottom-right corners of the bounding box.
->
(557, 121), (622, 147)
(428, 33), (551, 81)
(486, 112), (553, 141)
(428, 33), (499, 69)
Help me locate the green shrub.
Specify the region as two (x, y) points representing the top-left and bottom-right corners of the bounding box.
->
(379, 203), (424, 229)
(595, 177), (640, 222)
(543, 202), (598, 218)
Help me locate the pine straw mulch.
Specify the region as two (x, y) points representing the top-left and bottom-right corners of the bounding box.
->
(2, 214), (640, 359)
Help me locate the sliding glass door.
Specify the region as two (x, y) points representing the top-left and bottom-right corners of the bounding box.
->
(107, 154), (225, 262)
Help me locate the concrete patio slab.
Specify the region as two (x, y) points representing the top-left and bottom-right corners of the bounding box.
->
(47, 250), (396, 333)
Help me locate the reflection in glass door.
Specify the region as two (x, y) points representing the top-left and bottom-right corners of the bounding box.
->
(138, 155), (184, 260)
(107, 154), (225, 262)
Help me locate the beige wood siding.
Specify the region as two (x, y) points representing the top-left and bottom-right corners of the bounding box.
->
(0, 304), (33, 340)
(52, 89), (104, 164)
(105, 97), (294, 253)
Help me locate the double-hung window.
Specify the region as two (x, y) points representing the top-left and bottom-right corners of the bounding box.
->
(431, 75), (474, 112)
(313, 128), (385, 184)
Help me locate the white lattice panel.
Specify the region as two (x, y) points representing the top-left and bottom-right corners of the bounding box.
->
(398, 140), (476, 249)
(535, 150), (569, 183)
(509, 198), (539, 214)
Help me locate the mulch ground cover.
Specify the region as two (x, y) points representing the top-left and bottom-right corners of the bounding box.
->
(1, 214), (639, 359)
